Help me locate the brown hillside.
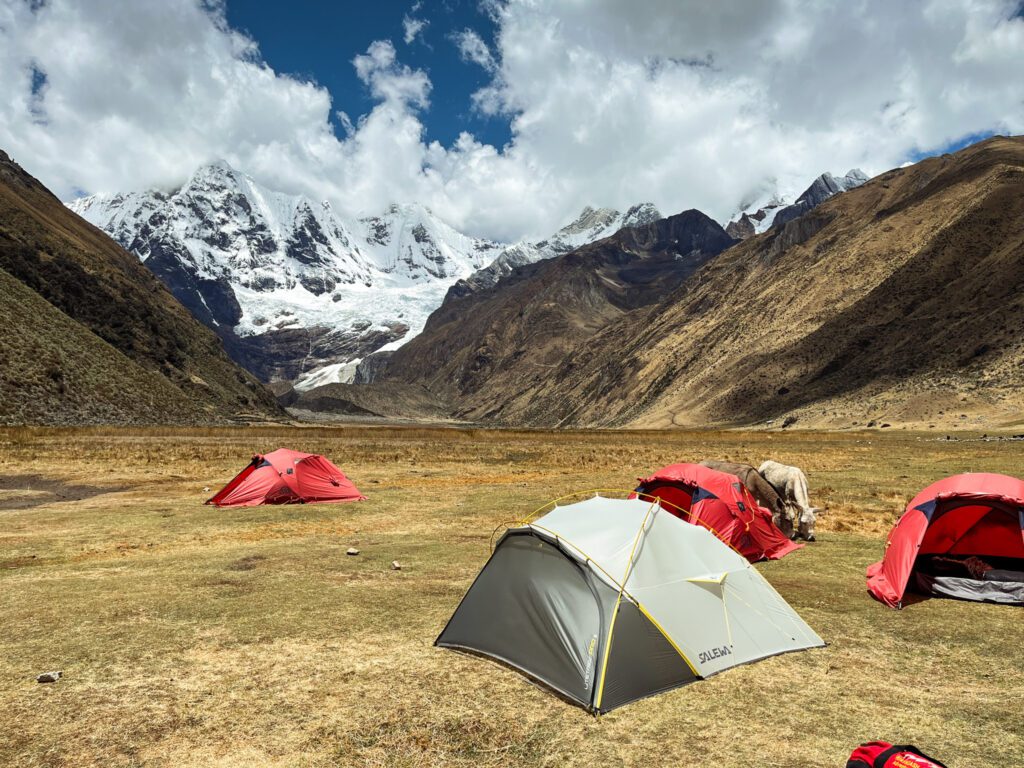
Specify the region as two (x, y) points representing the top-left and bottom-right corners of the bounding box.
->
(380, 136), (1024, 429)
(383, 209), (736, 419)
(0, 150), (281, 424)
(0, 267), (199, 424)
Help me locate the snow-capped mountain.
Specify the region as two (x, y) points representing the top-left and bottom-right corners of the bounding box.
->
(724, 190), (786, 240)
(726, 169), (869, 239)
(68, 161), (655, 389)
(68, 161), (504, 383)
(448, 203), (662, 298)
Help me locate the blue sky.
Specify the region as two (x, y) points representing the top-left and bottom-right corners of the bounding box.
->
(225, 0), (513, 148)
(908, 132), (998, 163)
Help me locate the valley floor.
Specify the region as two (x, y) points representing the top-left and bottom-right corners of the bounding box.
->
(1, 426), (1022, 767)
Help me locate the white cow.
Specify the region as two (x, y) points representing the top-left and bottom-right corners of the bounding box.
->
(758, 461), (822, 541)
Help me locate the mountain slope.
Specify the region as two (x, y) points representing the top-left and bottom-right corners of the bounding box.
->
(379, 209), (737, 419)
(446, 203), (663, 298)
(0, 267), (199, 424)
(494, 136), (1024, 428)
(0, 150), (280, 424)
(368, 136), (1024, 429)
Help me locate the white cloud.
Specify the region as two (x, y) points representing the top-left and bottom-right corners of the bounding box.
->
(455, 28), (496, 72)
(402, 6), (428, 45)
(1, 0), (1023, 243)
(353, 40), (430, 109)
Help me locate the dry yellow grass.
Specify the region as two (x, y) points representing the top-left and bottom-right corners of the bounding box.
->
(1, 426), (1022, 767)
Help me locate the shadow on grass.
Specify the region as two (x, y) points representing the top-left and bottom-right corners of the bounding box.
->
(0, 473), (127, 510)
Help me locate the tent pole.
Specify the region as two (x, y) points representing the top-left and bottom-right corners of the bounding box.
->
(593, 498), (659, 711)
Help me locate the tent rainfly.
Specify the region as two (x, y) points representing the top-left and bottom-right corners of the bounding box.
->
(867, 473), (1024, 608)
(206, 448), (366, 507)
(633, 463), (801, 562)
(436, 496), (824, 713)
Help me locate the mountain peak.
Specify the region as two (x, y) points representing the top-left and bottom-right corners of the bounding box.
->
(564, 205), (619, 232)
(190, 158), (239, 181)
(727, 167), (871, 239)
(68, 161), (508, 385)
(843, 168), (870, 185)
(622, 202), (662, 227)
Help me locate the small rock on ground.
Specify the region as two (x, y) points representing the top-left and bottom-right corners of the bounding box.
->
(391, 561), (402, 570)
(36, 671), (62, 683)
(346, 547), (360, 556)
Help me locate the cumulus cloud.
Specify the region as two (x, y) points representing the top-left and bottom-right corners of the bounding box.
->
(0, 0), (340, 202)
(1, 0), (1023, 242)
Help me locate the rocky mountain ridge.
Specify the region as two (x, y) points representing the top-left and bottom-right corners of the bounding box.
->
(370, 208), (738, 414)
(726, 169), (869, 239)
(447, 203), (663, 298)
(69, 161), (507, 383)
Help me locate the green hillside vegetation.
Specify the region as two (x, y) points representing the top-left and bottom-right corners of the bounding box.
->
(0, 267), (205, 424)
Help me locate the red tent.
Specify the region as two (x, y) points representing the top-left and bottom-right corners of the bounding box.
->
(206, 448), (366, 507)
(632, 463), (801, 562)
(867, 473), (1024, 608)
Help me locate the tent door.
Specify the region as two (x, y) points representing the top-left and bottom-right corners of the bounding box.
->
(435, 532), (614, 709)
(595, 599), (698, 712)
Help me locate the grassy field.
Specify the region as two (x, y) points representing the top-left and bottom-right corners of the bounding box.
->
(1, 426), (1022, 767)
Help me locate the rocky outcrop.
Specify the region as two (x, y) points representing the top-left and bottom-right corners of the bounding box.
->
(726, 169), (868, 239)
(725, 213), (757, 240)
(267, 381), (298, 407)
(770, 169), (869, 230)
(353, 351), (394, 384)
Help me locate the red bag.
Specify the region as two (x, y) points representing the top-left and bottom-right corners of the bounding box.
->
(847, 741), (948, 768)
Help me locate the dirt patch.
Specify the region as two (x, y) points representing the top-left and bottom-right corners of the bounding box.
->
(0, 473), (126, 510)
(226, 554), (266, 571)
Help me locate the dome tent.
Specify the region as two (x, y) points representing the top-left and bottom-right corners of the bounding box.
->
(867, 473), (1024, 608)
(633, 463), (801, 562)
(206, 448), (366, 507)
(436, 495), (823, 714)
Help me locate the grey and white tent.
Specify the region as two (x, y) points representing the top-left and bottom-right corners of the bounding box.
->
(436, 496), (824, 713)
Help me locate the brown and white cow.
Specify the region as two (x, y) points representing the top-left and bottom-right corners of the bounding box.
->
(758, 460), (822, 541)
(698, 459), (793, 536)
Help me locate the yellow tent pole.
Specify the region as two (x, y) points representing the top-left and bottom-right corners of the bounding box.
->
(490, 488), (644, 552)
(593, 497), (659, 711)
(635, 603), (699, 677)
(519, 488), (645, 525)
(635, 492), (747, 559)
(721, 576), (733, 647)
